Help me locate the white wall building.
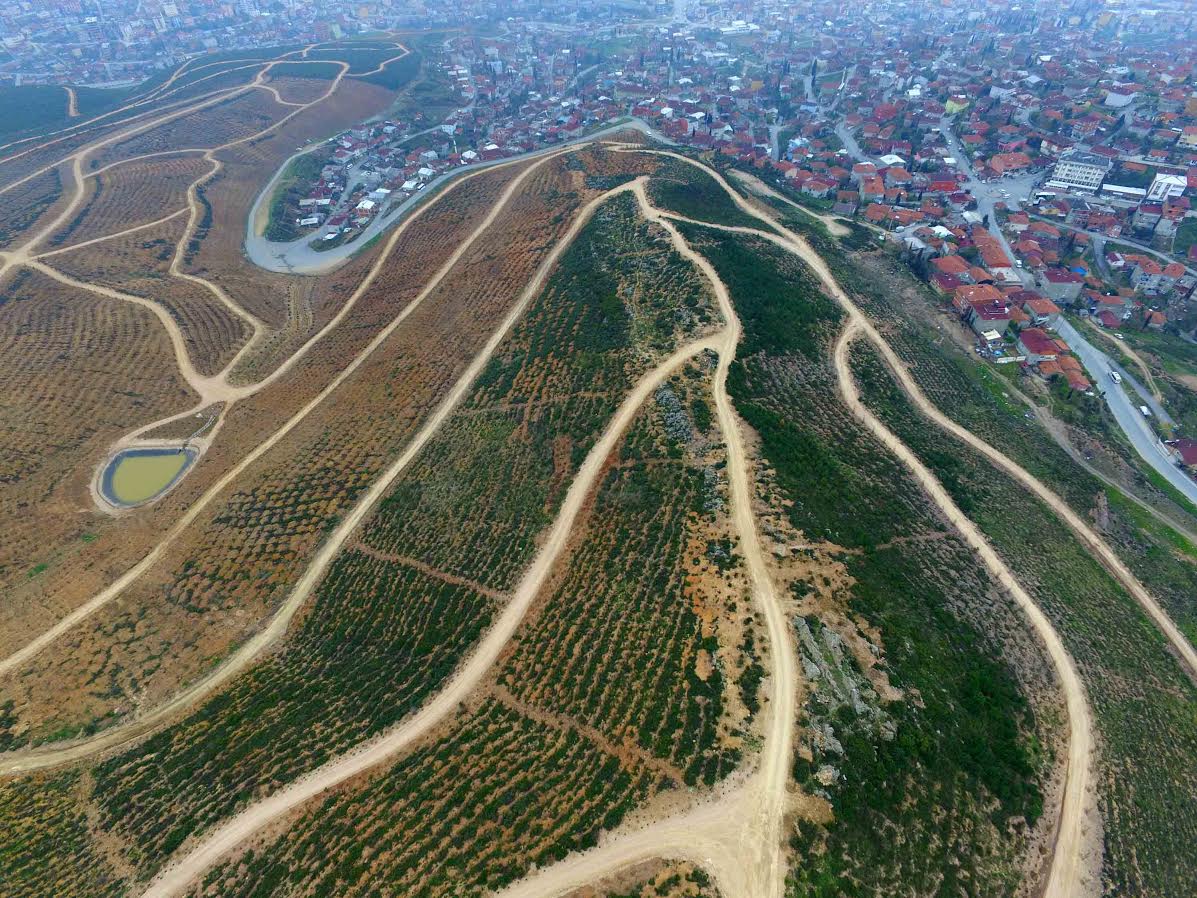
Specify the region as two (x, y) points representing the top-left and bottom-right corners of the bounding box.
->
(1046, 150), (1111, 193)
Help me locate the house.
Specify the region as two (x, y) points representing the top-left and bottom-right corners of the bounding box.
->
(965, 300), (1013, 335)
(1129, 258), (1168, 296)
(1144, 309), (1167, 330)
(1017, 327), (1062, 363)
(1040, 268), (1084, 304)
(802, 177), (838, 198)
(931, 254), (972, 281)
(952, 283), (1004, 313)
(1022, 296), (1062, 329)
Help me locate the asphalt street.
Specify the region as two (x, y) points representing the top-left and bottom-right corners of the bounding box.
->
(1057, 318), (1197, 506)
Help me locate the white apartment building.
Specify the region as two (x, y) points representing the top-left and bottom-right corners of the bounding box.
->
(1046, 150), (1111, 193)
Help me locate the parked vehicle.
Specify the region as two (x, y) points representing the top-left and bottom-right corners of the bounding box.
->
(1140, 405), (1152, 418)
(1109, 369), (1122, 385)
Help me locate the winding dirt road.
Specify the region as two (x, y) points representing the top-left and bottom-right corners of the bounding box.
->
(833, 319), (1095, 898)
(633, 148), (1197, 684)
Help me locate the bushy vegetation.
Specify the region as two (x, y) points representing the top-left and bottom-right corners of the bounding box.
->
(361, 193), (715, 593)
(647, 157), (763, 230)
(500, 394), (740, 788)
(0, 773), (128, 898)
(683, 224), (1047, 897)
(193, 700), (662, 898)
(851, 340), (1197, 897)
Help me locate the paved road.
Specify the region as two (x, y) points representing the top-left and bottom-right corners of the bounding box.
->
(244, 118), (669, 274)
(834, 121), (875, 165)
(1038, 217), (1197, 278)
(937, 117), (1039, 286)
(1057, 317), (1197, 506)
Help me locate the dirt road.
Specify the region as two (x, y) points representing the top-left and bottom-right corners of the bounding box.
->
(834, 320), (1096, 898)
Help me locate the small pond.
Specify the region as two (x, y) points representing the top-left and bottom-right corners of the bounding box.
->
(100, 446), (197, 508)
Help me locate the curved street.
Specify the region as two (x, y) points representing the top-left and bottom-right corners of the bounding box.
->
(244, 118), (669, 274)
(1057, 318), (1197, 507)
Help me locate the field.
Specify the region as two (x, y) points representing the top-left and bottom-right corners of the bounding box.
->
(0, 51), (419, 668)
(0, 269), (196, 598)
(173, 371), (741, 897)
(46, 215), (255, 377)
(48, 155), (213, 250)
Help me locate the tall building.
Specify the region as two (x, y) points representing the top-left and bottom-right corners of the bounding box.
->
(1046, 149), (1111, 193)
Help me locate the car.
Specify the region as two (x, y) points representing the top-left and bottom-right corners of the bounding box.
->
(1109, 370), (1122, 384)
(1114, 333), (1124, 340)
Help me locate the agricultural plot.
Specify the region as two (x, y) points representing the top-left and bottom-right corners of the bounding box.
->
(260, 75), (336, 105)
(0, 164), (65, 250)
(646, 156), (764, 231)
(190, 699), (662, 898)
(680, 223), (1054, 897)
(852, 338), (1197, 897)
(359, 190), (716, 592)
(0, 158), (526, 690)
(0, 168), (726, 893)
(159, 363), (739, 897)
(47, 155), (213, 250)
(47, 216), (254, 377)
(88, 89), (286, 172)
(0, 160), (540, 746)
(0, 271), (196, 652)
(0, 772), (129, 898)
(498, 368), (741, 788)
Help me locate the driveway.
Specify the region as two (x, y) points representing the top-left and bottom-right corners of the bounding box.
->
(244, 118), (669, 275)
(1057, 317), (1197, 506)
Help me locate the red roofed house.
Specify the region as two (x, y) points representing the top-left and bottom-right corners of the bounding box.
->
(1040, 268), (1084, 304)
(966, 299), (1013, 335)
(952, 283), (1004, 313)
(1022, 296), (1062, 329)
(931, 254), (972, 280)
(1017, 327), (1062, 363)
